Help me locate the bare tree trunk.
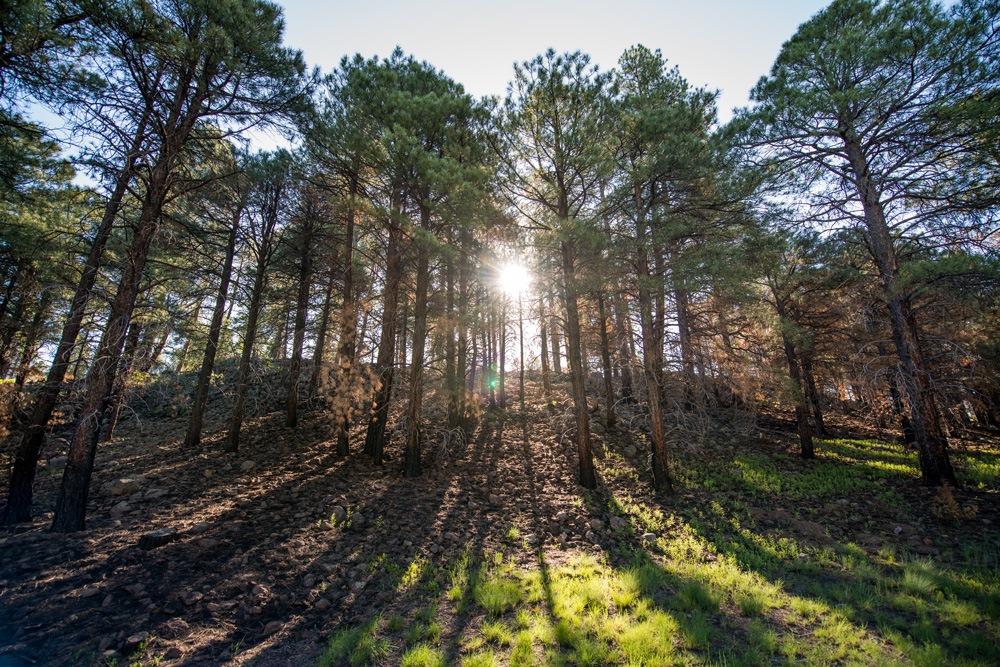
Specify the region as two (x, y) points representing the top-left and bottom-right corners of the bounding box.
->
(801, 353), (828, 437)
(597, 292), (616, 428)
(102, 317), (143, 443)
(363, 213), (404, 465)
(403, 207), (431, 477)
(286, 213), (316, 428)
(309, 268), (336, 398)
(51, 155), (171, 533)
(538, 293), (551, 397)
(549, 290), (562, 374)
(185, 205), (241, 448)
(843, 128), (955, 486)
(333, 178), (358, 456)
(637, 210), (672, 494)
(560, 240), (596, 489)
(613, 296), (634, 403)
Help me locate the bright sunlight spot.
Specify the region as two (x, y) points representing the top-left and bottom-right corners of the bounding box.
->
(497, 263), (531, 296)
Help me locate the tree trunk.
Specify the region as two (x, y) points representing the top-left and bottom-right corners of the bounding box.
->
(613, 296), (634, 403)
(549, 291), (562, 374)
(801, 353), (828, 437)
(51, 147), (173, 533)
(403, 207), (431, 477)
(842, 127), (955, 486)
(12, 292), (50, 391)
(102, 318), (143, 443)
(560, 240), (596, 489)
(538, 293), (552, 397)
(363, 214), (404, 465)
(596, 293), (616, 428)
(637, 209), (672, 493)
(184, 204), (241, 448)
(309, 268), (336, 398)
(286, 216), (315, 428)
(333, 177), (358, 456)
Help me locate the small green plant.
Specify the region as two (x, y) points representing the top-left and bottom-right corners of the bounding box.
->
(400, 644), (446, 667)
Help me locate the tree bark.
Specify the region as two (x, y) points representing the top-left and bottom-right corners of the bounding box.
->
(286, 213), (316, 428)
(184, 204), (241, 448)
(560, 240), (596, 489)
(597, 292), (616, 428)
(363, 212), (404, 465)
(841, 126), (955, 486)
(538, 293), (552, 397)
(403, 206), (431, 477)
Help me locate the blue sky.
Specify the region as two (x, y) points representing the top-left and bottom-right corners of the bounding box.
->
(277, 0), (833, 123)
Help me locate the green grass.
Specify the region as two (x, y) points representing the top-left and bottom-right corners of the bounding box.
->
(316, 437), (1000, 667)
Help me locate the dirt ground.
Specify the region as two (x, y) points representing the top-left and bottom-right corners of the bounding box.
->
(1, 377), (995, 666)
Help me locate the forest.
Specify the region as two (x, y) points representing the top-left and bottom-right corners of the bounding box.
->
(1, 0), (999, 665)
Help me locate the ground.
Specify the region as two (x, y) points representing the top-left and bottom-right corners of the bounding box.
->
(1, 375), (998, 666)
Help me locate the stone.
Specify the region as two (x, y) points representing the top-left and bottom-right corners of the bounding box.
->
(138, 528), (178, 550)
(314, 598), (331, 610)
(79, 587), (101, 598)
(144, 489), (168, 499)
(791, 520), (827, 540)
(112, 479), (144, 496)
(46, 456), (67, 471)
(585, 530), (597, 542)
(240, 460), (256, 472)
(350, 512), (366, 530)
(468, 500), (479, 509)
(197, 538), (219, 549)
(180, 591), (204, 606)
(624, 445), (638, 458)
(555, 511), (568, 522)
(488, 494), (501, 504)
(263, 621), (282, 636)
(609, 516), (629, 531)
(641, 532), (657, 545)
(164, 647), (183, 660)
(187, 522), (211, 535)
(524, 534), (539, 546)
(589, 519), (604, 532)
(331, 506), (347, 524)
(110, 501), (131, 518)
(304, 574), (317, 588)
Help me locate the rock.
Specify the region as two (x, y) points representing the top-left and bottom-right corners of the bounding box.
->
(790, 520), (827, 540)
(138, 528), (178, 550)
(187, 522), (211, 535)
(110, 501), (131, 518)
(589, 519), (604, 532)
(46, 456), (67, 471)
(262, 621), (283, 636)
(468, 501), (479, 509)
(350, 512), (366, 530)
(144, 489), (168, 499)
(624, 445), (637, 458)
(112, 479), (144, 496)
(180, 591), (204, 606)
(240, 460), (256, 472)
(641, 532), (657, 545)
(164, 647), (182, 660)
(197, 538), (219, 549)
(488, 494), (501, 504)
(303, 574), (317, 588)
(314, 598), (331, 610)
(555, 511), (568, 522)
(585, 530), (597, 542)
(609, 516), (629, 531)
(79, 587), (101, 599)
(331, 506), (347, 524)
(524, 534), (538, 546)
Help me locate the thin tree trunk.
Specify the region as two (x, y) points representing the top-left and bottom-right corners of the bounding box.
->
(403, 207), (431, 477)
(363, 214), (404, 465)
(560, 240), (596, 489)
(184, 204), (241, 448)
(309, 268), (336, 398)
(103, 318), (143, 443)
(286, 215), (315, 428)
(801, 353), (828, 437)
(333, 177), (358, 456)
(539, 293), (551, 397)
(597, 293), (616, 428)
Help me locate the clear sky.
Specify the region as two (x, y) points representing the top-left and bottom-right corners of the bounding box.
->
(276, 0), (833, 123)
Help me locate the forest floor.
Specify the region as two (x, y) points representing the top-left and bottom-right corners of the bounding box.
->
(1, 375), (999, 667)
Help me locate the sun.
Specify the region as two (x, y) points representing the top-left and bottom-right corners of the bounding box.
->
(497, 262), (531, 296)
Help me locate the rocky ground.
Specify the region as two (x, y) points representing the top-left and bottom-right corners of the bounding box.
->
(1, 376), (996, 666)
